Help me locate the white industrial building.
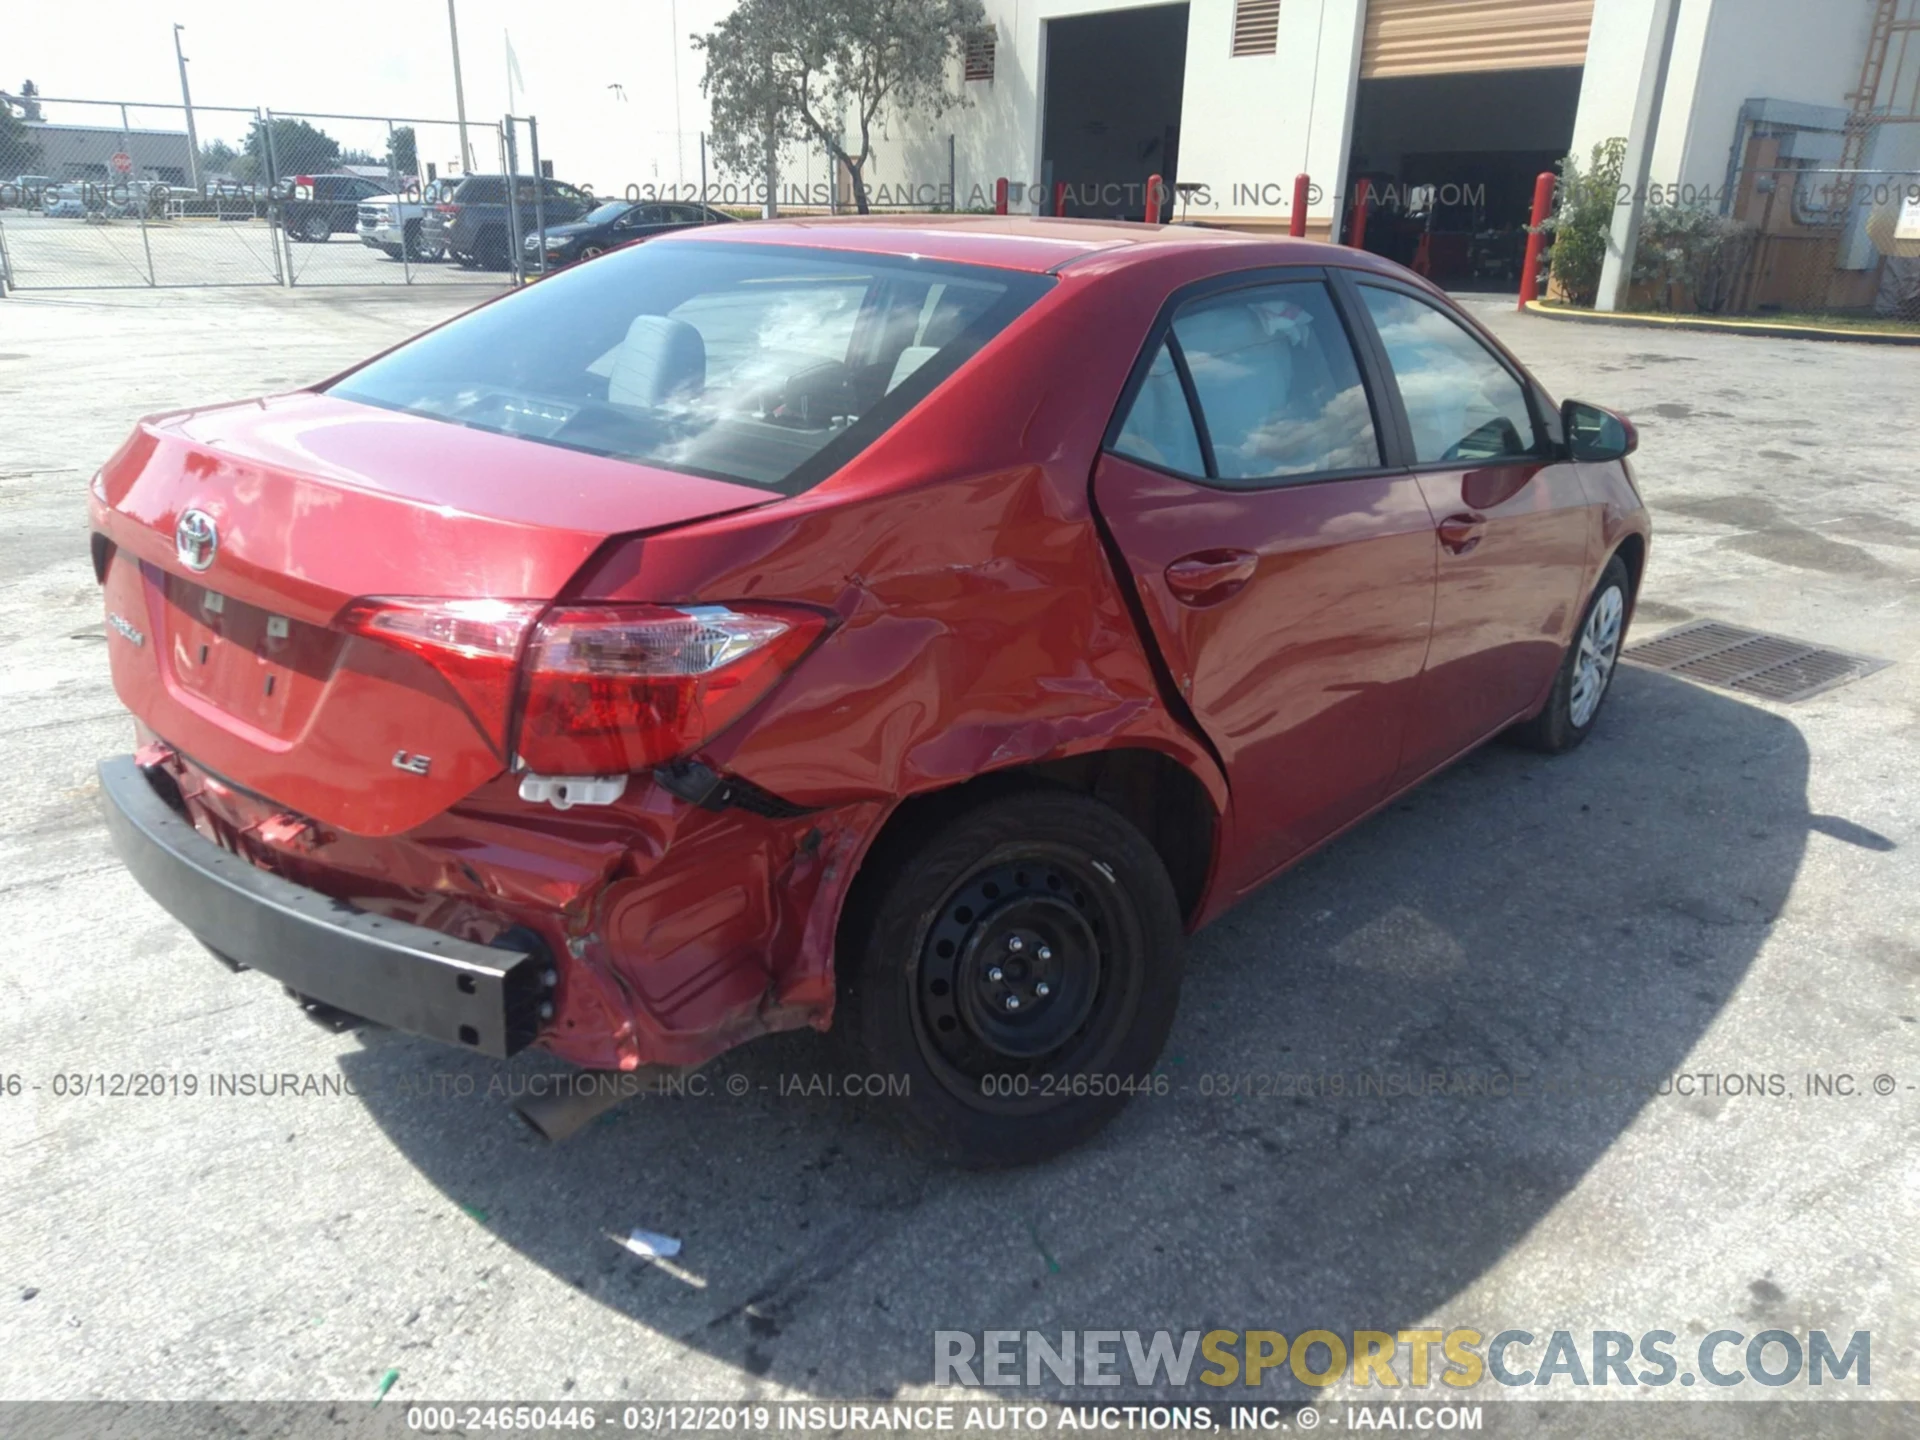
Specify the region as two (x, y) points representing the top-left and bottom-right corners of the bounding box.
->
(712, 0), (1918, 295)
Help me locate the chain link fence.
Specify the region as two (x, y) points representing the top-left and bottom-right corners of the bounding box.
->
(0, 96), (978, 294)
(1707, 163), (1920, 322)
(1543, 157), (1920, 326)
(0, 96), (512, 292)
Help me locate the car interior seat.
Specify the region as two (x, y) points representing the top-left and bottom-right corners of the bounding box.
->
(608, 314), (707, 409)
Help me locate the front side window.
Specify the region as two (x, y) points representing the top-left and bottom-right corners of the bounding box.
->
(1357, 285), (1541, 464)
(328, 241), (1050, 493)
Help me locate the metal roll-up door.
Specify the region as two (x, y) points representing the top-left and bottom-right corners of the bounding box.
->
(1360, 0), (1595, 78)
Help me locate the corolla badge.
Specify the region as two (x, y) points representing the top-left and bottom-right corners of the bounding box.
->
(175, 509), (218, 572)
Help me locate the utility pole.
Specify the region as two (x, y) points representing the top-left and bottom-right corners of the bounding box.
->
(446, 0), (474, 173)
(670, 0), (685, 184)
(173, 25), (202, 190)
(1597, 0), (1684, 312)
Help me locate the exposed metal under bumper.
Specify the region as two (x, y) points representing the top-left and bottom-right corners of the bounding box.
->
(98, 755), (546, 1058)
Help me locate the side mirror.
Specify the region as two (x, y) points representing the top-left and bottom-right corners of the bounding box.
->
(1562, 400), (1637, 462)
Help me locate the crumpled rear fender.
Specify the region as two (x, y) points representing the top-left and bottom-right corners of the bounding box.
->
(562, 392), (1229, 1062)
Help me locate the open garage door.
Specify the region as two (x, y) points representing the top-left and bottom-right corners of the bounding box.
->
(1346, 65), (1584, 289)
(1041, 4), (1189, 220)
(1362, 0), (1593, 77)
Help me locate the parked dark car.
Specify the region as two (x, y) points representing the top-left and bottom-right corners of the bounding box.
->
(524, 199), (735, 269)
(278, 173), (389, 243)
(423, 174), (595, 271)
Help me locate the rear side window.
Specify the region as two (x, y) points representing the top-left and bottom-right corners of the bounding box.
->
(455, 177), (503, 204)
(327, 241), (1052, 493)
(1113, 279), (1381, 485)
(1113, 341), (1204, 476)
(1356, 285), (1541, 463)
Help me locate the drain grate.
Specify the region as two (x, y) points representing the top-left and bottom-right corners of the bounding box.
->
(1622, 620), (1889, 703)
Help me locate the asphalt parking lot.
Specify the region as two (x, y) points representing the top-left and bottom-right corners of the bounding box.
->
(0, 210), (511, 289)
(1, 278), (1916, 1416)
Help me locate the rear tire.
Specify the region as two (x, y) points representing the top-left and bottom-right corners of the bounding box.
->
(838, 791), (1183, 1167)
(297, 211), (331, 243)
(1506, 554), (1631, 754)
(475, 229), (509, 270)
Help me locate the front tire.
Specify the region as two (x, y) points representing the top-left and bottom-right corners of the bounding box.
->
(838, 791), (1183, 1167)
(1507, 554), (1631, 754)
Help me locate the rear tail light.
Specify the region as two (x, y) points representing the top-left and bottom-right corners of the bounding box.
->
(434, 202), (460, 216)
(339, 599), (828, 773)
(518, 604), (828, 774)
(339, 598), (542, 750)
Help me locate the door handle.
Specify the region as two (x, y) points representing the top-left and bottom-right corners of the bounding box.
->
(1164, 549), (1259, 606)
(1437, 512), (1487, 555)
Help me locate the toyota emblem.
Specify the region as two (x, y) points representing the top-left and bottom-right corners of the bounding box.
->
(175, 509), (218, 572)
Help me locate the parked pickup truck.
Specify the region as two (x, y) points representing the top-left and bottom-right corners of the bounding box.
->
(357, 179), (454, 261)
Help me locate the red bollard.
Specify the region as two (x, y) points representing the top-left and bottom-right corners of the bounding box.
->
(1054, 180), (1069, 217)
(1144, 173), (1163, 225)
(1348, 177), (1371, 249)
(1518, 170), (1557, 310)
(1289, 173), (1310, 238)
(994, 177), (1008, 216)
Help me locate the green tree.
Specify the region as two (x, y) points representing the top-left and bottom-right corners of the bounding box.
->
(697, 0), (986, 215)
(238, 115), (341, 183)
(1545, 137), (1626, 308)
(386, 126), (418, 178)
(199, 138), (238, 176)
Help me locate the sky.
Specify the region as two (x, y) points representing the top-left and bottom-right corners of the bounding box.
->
(5, 0), (778, 193)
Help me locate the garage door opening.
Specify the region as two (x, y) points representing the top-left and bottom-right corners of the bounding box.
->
(1041, 4), (1189, 221)
(1345, 67), (1582, 288)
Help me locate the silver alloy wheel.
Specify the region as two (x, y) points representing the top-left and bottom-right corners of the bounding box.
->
(1569, 584), (1625, 727)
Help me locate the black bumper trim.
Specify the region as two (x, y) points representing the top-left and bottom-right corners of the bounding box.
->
(99, 755), (545, 1058)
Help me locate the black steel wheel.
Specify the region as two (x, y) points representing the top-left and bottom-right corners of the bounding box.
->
(839, 790), (1183, 1166)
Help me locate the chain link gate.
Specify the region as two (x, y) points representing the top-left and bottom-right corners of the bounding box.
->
(0, 97), (281, 289)
(0, 94), (517, 293)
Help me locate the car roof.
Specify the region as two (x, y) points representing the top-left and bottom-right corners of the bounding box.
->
(645, 213), (1358, 275)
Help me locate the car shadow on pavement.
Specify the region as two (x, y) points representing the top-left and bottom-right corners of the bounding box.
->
(338, 665), (1813, 1401)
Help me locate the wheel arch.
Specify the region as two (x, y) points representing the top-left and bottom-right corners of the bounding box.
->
(838, 747), (1219, 950)
(1611, 530), (1647, 605)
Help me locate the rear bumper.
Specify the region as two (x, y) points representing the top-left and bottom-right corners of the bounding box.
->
(99, 755), (549, 1058)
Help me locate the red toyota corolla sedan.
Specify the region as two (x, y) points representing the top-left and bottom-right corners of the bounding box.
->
(90, 216), (1648, 1165)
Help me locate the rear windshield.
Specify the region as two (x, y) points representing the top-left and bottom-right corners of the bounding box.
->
(328, 240), (1052, 492)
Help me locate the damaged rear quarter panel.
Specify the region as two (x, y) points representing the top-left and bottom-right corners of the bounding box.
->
(562, 266), (1231, 1057)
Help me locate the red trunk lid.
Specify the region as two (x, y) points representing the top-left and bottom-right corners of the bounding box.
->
(92, 392), (772, 836)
